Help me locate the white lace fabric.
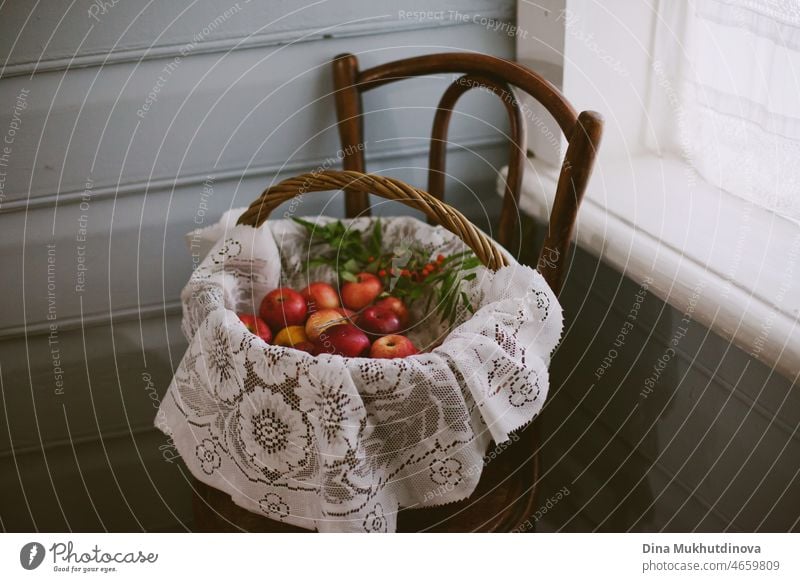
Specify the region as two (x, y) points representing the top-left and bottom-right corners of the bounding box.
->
(156, 215), (562, 532)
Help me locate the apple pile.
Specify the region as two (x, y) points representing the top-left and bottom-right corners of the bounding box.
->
(237, 274), (418, 359)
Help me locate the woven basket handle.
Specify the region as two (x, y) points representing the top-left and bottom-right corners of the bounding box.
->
(236, 170), (509, 271)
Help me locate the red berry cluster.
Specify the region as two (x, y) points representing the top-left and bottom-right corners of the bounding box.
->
(377, 254), (445, 282)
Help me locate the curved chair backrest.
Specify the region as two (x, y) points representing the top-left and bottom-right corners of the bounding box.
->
(331, 52), (602, 295)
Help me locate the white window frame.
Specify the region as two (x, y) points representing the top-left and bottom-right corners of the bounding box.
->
(514, 0), (800, 378)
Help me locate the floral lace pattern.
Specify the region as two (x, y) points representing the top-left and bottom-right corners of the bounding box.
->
(156, 216), (562, 532)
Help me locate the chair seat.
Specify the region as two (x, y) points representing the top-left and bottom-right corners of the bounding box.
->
(191, 425), (538, 533)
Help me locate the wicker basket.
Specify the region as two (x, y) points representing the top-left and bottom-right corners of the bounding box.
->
(166, 169), (560, 532)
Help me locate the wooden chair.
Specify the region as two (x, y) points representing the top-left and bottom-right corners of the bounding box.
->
(331, 52), (602, 295)
(191, 52), (602, 533)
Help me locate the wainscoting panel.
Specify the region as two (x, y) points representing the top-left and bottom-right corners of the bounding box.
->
(1, 428), (194, 532)
(527, 216), (800, 532)
(0, 138), (507, 333)
(1, 0), (513, 77)
(0, 23), (512, 205)
(0, 313), (182, 454)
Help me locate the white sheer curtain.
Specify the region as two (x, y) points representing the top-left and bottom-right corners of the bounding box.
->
(648, 0), (800, 221)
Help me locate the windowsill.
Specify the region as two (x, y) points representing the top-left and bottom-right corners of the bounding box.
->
(501, 152), (800, 379)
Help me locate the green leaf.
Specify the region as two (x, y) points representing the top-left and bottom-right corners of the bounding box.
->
(371, 219), (383, 254)
(340, 271), (358, 283)
(291, 216), (319, 230)
(308, 258), (333, 268)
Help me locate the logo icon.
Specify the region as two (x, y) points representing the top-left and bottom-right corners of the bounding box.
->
(20, 542), (45, 570)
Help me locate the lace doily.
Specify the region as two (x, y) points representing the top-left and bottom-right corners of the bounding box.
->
(156, 215), (562, 532)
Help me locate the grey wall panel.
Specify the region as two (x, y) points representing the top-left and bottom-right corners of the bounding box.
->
(0, 314), (183, 454)
(534, 228), (800, 532)
(537, 388), (734, 532)
(0, 23), (513, 204)
(0, 429), (193, 532)
(0, 139), (507, 332)
(1, 0), (513, 76)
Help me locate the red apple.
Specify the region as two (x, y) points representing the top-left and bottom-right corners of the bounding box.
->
(316, 324), (370, 358)
(305, 308), (350, 343)
(300, 282), (340, 313)
(259, 287), (307, 331)
(340, 272), (383, 311)
(238, 313), (273, 343)
(370, 334), (418, 359)
(374, 296), (409, 327)
(359, 306), (401, 338)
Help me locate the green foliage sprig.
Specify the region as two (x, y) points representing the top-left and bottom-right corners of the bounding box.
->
(292, 217), (480, 325)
